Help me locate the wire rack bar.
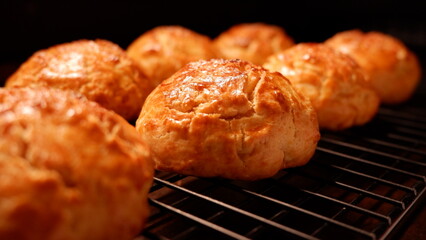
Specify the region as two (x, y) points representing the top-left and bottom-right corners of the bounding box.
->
(143, 101), (426, 240)
(332, 181), (406, 209)
(293, 167), (406, 209)
(213, 179), (380, 237)
(320, 137), (426, 167)
(238, 186), (378, 238)
(378, 108), (426, 122)
(300, 188), (392, 224)
(392, 126), (426, 138)
(327, 164), (417, 194)
(326, 130), (426, 155)
(387, 133), (426, 145)
(153, 177), (319, 240)
(378, 115), (426, 130)
(317, 147), (426, 181)
(225, 177), (393, 226)
(359, 137), (426, 155)
(149, 198), (249, 240)
(378, 186), (426, 240)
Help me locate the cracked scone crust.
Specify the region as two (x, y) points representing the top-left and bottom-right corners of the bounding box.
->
(6, 39), (152, 120)
(213, 23), (295, 65)
(264, 43), (380, 130)
(0, 88), (153, 240)
(127, 25), (217, 87)
(325, 30), (421, 104)
(136, 59), (319, 180)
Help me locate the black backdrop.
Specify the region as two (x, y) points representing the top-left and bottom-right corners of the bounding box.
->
(1, 0), (425, 64)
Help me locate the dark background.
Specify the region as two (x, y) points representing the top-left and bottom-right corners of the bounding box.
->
(1, 0), (425, 87)
(1, 0), (425, 60)
(0, 1), (425, 238)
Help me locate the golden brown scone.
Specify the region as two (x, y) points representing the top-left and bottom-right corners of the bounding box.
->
(126, 25), (217, 87)
(264, 43), (380, 130)
(5, 39), (152, 121)
(324, 29), (421, 104)
(0, 88), (153, 240)
(213, 22), (295, 65)
(136, 59), (319, 180)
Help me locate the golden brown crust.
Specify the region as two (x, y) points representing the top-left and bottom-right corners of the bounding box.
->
(0, 88), (153, 240)
(213, 22), (295, 65)
(127, 25), (217, 87)
(325, 29), (421, 104)
(136, 59), (319, 180)
(264, 43), (380, 130)
(5, 39), (152, 120)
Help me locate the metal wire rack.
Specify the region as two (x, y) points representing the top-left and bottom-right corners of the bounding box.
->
(138, 102), (426, 240)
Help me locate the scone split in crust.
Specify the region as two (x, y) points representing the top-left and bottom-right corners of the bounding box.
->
(136, 59), (319, 180)
(0, 88), (153, 240)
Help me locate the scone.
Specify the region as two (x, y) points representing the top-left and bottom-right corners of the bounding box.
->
(264, 43), (380, 130)
(136, 59), (320, 180)
(127, 25), (217, 87)
(0, 88), (153, 240)
(213, 22), (295, 65)
(324, 29), (421, 104)
(5, 39), (152, 121)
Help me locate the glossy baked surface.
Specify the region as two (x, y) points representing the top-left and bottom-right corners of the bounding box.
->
(214, 22), (295, 65)
(0, 88), (153, 240)
(264, 43), (380, 130)
(325, 29), (421, 104)
(137, 59), (319, 180)
(6, 39), (152, 120)
(127, 25), (217, 87)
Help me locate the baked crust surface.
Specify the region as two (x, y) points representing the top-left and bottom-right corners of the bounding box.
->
(0, 88), (153, 240)
(325, 29), (421, 104)
(6, 39), (151, 120)
(127, 25), (217, 87)
(264, 43), (380, 130)
(137, 59), (319, 180)
(214, 22), (295, 65)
